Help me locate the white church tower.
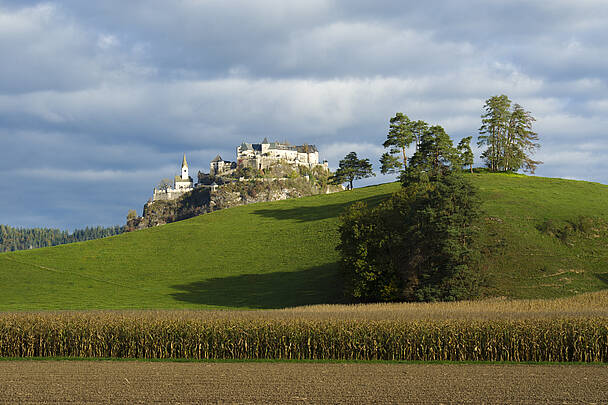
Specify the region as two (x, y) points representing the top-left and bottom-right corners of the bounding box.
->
(174, 153), (193, 191)
(181, 153), (189, 180)
(152, 153), (194, 201)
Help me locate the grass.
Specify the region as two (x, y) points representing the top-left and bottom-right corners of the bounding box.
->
(473, 173), (608, 298)
(0, 173), (607, 311)
(0, 183), (397, 310)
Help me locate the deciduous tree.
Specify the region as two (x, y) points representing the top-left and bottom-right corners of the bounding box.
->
(158, 178), (172, 191)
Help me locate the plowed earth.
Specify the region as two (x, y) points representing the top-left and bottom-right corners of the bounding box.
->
(0, 361), (606, 404)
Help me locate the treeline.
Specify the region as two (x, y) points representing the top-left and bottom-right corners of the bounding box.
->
(0, 224), (125, 252)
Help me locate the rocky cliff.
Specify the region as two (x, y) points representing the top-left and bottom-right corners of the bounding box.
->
(127, 178), (341, 231)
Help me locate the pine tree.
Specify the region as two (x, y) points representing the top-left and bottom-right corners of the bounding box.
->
(379, 152), (402, 175)
(478, 95), (541, 173)
(383, 113), (414, 168)
(409, 125), (459, 175)
(508, 104), (542, 173)
(478, 95), (511, 172)
(330, 152), (375, 190)
(457, 136), (475, 173)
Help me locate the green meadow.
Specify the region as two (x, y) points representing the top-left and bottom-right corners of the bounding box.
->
(0, 173), (607, 310)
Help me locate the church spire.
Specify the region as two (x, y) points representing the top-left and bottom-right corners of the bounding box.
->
(181, 153), (189, 180)
(181, 153), (188, 168)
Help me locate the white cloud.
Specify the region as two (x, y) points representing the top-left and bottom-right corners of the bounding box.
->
(0, 0), (607, 228)
(97, 34), (119, 50)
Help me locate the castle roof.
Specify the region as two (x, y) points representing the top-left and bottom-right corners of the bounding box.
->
(300, 145), (318, 153)
(211, 154), (223, 163)
(182, 153), (188, 168)
(237, 140), (319, 154)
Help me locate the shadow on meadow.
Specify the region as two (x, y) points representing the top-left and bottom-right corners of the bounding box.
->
(252, 191), (394, 222)
(595, 272), (608, 287)
(170, 263), (344, 309)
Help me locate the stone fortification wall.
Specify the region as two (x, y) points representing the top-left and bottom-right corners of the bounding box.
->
(153, 188), (190, 201)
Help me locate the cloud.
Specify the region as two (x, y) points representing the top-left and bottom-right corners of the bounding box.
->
(97, 34), (119, 50)
(0, 0), (607, 229)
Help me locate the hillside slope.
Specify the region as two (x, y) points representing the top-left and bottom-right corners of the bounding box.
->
(0, 174), (607, 310)
(475, 174), (608, 298)
(0, 183), (397, 310)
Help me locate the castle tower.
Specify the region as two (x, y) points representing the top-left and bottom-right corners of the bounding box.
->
(181, 153), (189, 180)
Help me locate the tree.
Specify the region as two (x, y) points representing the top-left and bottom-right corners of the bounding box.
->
(383, 113), (414, 169)
(379, 152), (402, 175)
(457, 136), (474, 173)
(126, 209), (138, 221)
(406, 172), (481, 301)
(381, 114), (430, 175)
(337, 171), (481, 302)
(331, 152), (375, 190)
(478, 95), (541, 173)
(406, 125), (459, 178)
(410, 120), (428, 152)
(158, 178), (172, 191)
(508, 103), (542, 173)
(478, 95), (511, 172)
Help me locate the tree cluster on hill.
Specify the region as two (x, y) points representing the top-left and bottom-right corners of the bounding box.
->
(380, 95), (541, 176)
(478, 95), (541, 173)
(338, 172), (481, 302)
(338, 112), (484, 302)
(0, 224), (125, 252)
(380, 114), (476, 177)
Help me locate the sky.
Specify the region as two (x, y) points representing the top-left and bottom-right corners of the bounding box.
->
(1, 0), (607, 230)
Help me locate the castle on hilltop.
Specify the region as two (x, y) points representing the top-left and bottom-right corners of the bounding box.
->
(152, 139), (328, 202)
(210, 138), (327, 176)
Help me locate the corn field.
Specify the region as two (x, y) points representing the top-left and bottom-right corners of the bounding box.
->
(0, 314), (606, 362)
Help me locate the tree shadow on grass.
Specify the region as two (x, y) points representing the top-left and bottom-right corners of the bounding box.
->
(594, 272), (608, 287)
(252, 192), (393, 222)
(170, 263), (345, 309)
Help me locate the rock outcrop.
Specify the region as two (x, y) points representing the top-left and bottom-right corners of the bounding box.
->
(127, 178), (340, 231)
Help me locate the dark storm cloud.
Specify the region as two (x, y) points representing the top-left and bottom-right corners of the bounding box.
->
(0, 0), (606, 229)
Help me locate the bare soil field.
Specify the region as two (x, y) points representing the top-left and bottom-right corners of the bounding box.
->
(0, 361), (606, 404)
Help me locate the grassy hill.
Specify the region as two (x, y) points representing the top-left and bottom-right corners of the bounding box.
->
(0, 173), (607, 310)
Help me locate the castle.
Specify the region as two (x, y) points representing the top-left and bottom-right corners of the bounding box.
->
(152, 139), (328, 202)
(210, 138), (326, 176)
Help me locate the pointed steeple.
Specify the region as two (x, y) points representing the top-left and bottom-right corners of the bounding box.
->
(181, 153), (188, 168)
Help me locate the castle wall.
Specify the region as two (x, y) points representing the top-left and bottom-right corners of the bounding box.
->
(153, 186), (192, 202)
(175, 180), (193, 190)
(236, 144), (321, 171)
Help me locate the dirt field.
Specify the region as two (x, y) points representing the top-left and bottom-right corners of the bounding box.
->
(0, 361), (606, 404)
